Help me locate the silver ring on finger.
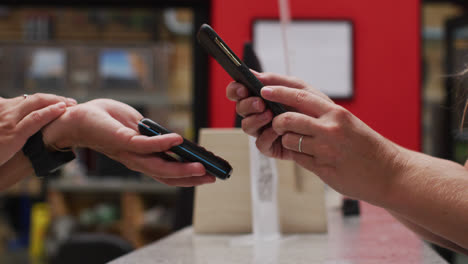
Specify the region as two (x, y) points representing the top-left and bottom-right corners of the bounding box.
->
(23, 94), (28, 99)
(298, 135), (304, 153)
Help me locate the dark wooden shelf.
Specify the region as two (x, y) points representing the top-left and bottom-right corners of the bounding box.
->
(49, 178), (178, 194)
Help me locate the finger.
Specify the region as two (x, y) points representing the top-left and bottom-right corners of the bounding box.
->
(155, 175), (216, 187)
(226, 81), (250, 101)
(241, 110), (273, 137)
(261, 86), (333, 117)
(17, 102), (67, 139)
(236, 96), (265, 117)
(115, 126), (184, 154)
(291, 151), (320, 175)
(255, 127), (279, 153)
(255, 126), (295, 160)
(281, 132), (315, 156)
(16, 93), (76, 121)
(272, 112), (319, 136)
(119, 152), (206, 178)
(156, 152), (179, 162)
(253, 71), (332, 102)
(253, 71), (307, 89)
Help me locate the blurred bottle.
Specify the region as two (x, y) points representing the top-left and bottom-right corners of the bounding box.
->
(29, 203), (50, 261)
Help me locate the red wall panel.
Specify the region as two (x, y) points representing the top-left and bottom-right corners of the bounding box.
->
(209, 0), (421, 151)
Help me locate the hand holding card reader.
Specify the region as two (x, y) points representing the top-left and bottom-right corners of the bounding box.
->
(197, 24), (287, 116)
(138, 118), (232, 180)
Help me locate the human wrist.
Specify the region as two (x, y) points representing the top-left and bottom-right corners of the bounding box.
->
(42, 106), (81, 151)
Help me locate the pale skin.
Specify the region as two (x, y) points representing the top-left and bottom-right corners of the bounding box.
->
(0, 96), (215, 190)
(0, 93), (77, 167)
(226, 71), (468, 254)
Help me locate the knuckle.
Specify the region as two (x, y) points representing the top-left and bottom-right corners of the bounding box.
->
(323, 122), (340, 135)
(271, 118), (279, 131)
(0, 120), (16, 132)
(241, 119), (254, 135)
(321, 107), (350, 135)
(31, 93), (45, 101)
(30, 111), (42, 122)
(295, 90), (308, 104)
(33, 93), (56, 105)
(274, 113), (294, 130)
(255, 137), (265, 151)
(332, 106), (351, 122)
(238, 98), (256, 115)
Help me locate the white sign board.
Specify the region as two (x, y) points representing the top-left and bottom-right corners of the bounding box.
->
(253, 21), (353, 98)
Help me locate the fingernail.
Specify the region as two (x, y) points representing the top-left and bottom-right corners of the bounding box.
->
(261, 87), (273, 97)
(56, 102), (66, 109)
(67, 98), (77, 105)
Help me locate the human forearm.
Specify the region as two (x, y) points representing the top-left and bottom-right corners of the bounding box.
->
(0, 151), (34, 191)
(388, 209), (468, 254)
(226, 72), (468, 250)
(385, 147), (468, 249)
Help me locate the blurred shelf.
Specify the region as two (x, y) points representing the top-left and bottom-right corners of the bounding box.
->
(0, 40), (167, 47)
(1, 176), (41, 196)
(1, 90), (192, 109)
(72, 92), (192, 108)
(48, 178), (178, 194)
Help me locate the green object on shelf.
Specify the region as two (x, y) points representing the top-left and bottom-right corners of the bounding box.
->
(95, 203), (119, 226)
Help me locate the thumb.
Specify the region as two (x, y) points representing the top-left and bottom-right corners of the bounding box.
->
(252, 70), (307, 89)
(17, 102), (67, 140)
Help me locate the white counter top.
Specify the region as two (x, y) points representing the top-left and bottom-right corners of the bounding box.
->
(110, 202), (447, 264)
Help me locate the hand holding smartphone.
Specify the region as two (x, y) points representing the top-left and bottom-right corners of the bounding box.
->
(197, 24), (287, 116)
(138, 118), (232, 180)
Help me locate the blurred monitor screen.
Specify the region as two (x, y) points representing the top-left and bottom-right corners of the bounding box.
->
(99, 49), (152, 90)
(26, 48), (66, 91)
(253, 20), (353, 99)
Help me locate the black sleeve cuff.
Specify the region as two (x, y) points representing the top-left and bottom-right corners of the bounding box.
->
(22, 131), (76, 177)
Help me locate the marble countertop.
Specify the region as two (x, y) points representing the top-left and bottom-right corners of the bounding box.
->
(110, 202), (447, 264)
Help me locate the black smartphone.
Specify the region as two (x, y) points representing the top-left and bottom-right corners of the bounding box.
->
(138, 118), (232, 180)
(197, 24), (287, 116)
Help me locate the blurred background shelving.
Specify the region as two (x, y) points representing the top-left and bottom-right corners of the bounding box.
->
(0, 2), (209, 263)
(1, 0), (467, 263)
